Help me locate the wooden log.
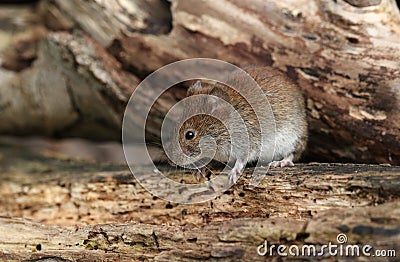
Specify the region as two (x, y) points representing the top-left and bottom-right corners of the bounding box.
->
(1, 1), (399, 164)
(0, 3), (399, 261)
(0, 201), (399, 261)
(0, 140), (399, 261)
(0, 30), (139, 140)
(1, 144), (399, 226)
(40, 0), (400, 165)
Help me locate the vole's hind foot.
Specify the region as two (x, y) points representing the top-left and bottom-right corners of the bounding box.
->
(269, 154), (294, 168)
(193, 167), (208, 181)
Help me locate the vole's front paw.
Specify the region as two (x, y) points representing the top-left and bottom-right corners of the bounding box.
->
(227, 159), (245, 184)
(228, 168), (240, 184)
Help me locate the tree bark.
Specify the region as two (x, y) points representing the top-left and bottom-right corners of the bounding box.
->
(0, 146), (399, 261)
(1, 0), (399, 164)
(112, 0), (398, 165)
(0, 31), (138, 140)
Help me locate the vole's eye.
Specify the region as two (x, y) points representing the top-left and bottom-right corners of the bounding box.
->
(185, 130), (195, 140)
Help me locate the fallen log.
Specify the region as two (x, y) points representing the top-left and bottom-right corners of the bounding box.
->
(0, 201), (399, 261)
(1, 144), (399, 226)
(0, 0), (399, 164)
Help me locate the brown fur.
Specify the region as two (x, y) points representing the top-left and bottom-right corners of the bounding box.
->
(178, 66), (308, 168)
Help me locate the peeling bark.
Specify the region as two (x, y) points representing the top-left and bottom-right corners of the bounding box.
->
(108, 0), (400, 164)
(0, 31), (139, 140)
(1, 0), (398, 164)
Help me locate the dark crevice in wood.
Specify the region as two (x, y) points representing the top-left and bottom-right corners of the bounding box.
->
(343, 0), (382, 7)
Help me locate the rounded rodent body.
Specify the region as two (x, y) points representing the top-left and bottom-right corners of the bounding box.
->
(177, 66), (308, 181)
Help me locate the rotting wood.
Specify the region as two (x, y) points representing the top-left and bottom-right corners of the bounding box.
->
(0, 200), (399, 261)
(1, 0), (399, 164)
(1, 145), (399, 226)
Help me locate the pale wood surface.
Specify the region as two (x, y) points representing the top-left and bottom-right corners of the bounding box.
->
(0, 145), (399, 261)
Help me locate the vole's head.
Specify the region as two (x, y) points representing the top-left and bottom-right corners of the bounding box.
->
(176, 80), (233, 162)
(178, 114), (228, 159)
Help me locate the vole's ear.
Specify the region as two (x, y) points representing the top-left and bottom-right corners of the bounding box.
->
(187, 80), (203, 96)
(209, 86), (232, 116)
(208, 83), (231, 103)
(210, 98), (228, 115)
